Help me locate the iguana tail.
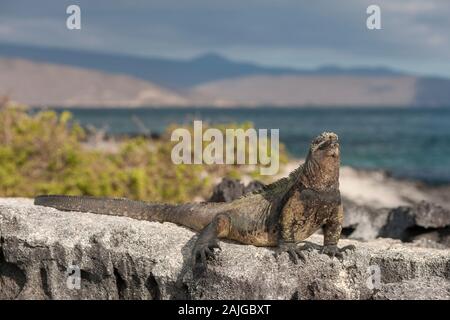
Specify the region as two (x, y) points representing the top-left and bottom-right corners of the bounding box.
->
(34, 195), (222, 231)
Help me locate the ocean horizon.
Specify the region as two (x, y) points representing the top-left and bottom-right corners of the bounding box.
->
(41, 106), (450, 185)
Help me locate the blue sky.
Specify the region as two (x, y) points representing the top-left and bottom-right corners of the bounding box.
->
(1, 0), (449, 77)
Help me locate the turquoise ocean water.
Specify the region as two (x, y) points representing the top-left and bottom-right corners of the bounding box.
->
(48, 107), (450, 185)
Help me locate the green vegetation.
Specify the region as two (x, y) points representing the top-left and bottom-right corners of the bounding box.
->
(0, 101), (287, 203)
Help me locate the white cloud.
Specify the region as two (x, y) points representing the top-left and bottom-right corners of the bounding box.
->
(383, 1), (438, 14)
(0, 25), (14, 36)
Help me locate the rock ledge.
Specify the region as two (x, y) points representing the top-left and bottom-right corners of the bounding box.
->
(0, 198), (448, 300)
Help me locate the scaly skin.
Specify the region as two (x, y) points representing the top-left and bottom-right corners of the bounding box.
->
(35, 132), (354, 273)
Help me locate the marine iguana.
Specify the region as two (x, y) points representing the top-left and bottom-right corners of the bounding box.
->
(35, 132), (353, 272)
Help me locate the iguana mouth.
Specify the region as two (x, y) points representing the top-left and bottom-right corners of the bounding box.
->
(330, 142), (340, 157)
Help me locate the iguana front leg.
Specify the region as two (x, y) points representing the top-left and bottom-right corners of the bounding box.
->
(191, 213), (230, 275)
(275, 191), (306, 264)
(322, 204), (355, 259)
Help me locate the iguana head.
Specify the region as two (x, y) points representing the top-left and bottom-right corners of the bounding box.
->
(310, 131), (340, 160)
(302, 132), (340, 190)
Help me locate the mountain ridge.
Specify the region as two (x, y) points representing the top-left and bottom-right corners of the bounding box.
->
(0, 58), (187, 107)
(1, 43), (450, 107)
(0, 42), (407, 89)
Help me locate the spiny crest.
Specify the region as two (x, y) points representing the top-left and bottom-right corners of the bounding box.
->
(247, 163), (304, 197)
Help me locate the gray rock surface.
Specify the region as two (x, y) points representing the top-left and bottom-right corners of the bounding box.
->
(0, 198), (449, 300)
(344, 199), (450, 246)
(208, 178), (264, 203)
(341, 198), (391, 240)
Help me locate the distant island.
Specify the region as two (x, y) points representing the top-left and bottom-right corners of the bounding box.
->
(1, 43), (449, 108)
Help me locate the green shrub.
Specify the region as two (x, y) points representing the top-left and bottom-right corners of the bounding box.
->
(0, 102), (288, 202)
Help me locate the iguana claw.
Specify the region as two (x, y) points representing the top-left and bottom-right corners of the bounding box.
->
(321, 244), (343, 259)
(321, 244), (355, 260)
(192, 239), (221, 275)
(275, 242), (306, 264)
